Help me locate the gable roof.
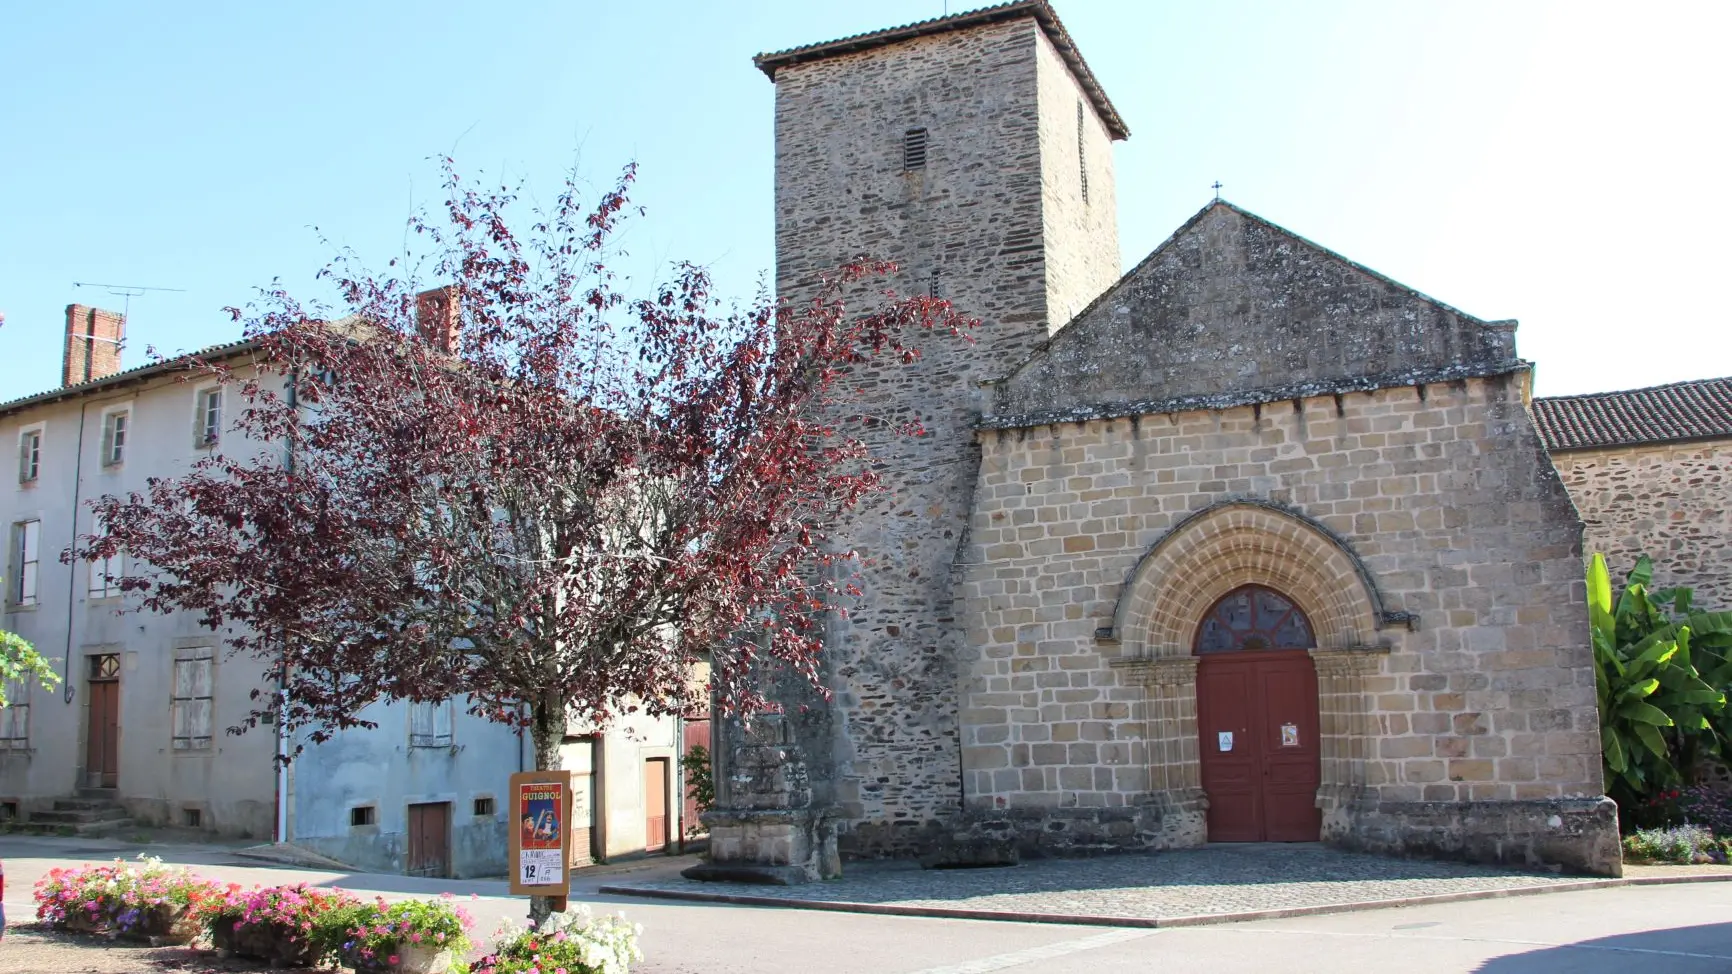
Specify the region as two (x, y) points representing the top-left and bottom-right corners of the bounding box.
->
(980, 199), (1521, 430)
(1532, 377), (1732, 451)
(754, 0), (1128, 141)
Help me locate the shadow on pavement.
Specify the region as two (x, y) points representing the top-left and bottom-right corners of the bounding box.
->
(1473, 922), (1732, 972)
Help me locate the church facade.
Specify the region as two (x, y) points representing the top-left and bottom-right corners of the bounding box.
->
(698, 1), (1658, 881)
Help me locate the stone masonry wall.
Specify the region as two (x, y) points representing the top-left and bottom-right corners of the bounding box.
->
(1035, 27), (1121, 333)
(763, 15), (1123, 855)
(1551, 440), (1732, 610)
(959, 375), (1618, 872)
(989, 203), (1520, 423)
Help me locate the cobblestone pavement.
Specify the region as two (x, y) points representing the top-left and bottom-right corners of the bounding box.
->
(605, 845), (1619, 921)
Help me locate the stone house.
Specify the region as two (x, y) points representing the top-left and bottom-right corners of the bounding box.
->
(1533, 379), (1732, 607)
(0, 301), (699, 875)
(698, 0), (1729, 881)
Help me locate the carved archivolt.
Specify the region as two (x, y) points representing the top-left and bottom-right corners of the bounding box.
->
(1106, 503), (1384, 658)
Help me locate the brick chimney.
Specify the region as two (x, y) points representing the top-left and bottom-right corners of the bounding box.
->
(64, 304), (126, 387)
(414, 286), (460, 354)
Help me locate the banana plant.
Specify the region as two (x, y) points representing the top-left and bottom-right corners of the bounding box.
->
(1590, 554), (1731, 801)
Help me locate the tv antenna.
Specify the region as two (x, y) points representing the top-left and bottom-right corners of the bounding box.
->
(73, 281), (186, 324)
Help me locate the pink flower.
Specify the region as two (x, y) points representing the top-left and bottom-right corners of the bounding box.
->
(389, 956), (401, 966)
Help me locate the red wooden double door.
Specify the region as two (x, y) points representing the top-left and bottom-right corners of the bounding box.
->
(1194, 586), (1322, 843)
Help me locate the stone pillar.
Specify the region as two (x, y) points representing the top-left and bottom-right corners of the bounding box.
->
(1311, 647), (1386, 828)
(1113, 655), (1207, 847)
(684, 715), (841, 885)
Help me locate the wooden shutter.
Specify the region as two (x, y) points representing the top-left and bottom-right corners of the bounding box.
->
(17, 432), (32, 482)
(410, 700), (452, 747)
(173, 653), (214, 749)
(0, 683), (26, 745)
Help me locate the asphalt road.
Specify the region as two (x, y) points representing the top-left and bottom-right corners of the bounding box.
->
(2, 835), (1728, 973)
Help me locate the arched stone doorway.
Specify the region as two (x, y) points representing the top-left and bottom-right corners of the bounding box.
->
(1193, 585), (1322, 842)
(1101, 503), (1397, 849)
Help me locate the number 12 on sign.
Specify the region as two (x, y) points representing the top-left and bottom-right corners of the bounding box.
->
(520, 849), (562, 886)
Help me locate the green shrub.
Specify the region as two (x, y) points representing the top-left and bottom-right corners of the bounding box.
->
(1588, 554), (1732, 805)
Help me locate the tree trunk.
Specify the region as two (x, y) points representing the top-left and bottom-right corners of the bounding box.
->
(527, 693), (565, 929)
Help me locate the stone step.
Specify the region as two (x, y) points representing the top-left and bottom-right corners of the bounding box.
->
(52, 797), (121, 812)
(76, 786), (119, 800)
(32, 805), (130, 824)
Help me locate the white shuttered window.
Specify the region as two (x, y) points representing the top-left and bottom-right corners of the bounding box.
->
(12, 520), (40, 606)
(101, 409), (128, 466)
(89, 514), (123, 598)
(17, 428), (41, 483)
(409, 699), (454, 747)
(0, 682), (29, 747)
(172, 650), (214, 749)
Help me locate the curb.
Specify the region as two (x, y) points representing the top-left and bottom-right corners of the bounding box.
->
(597, 871), (1732, 929)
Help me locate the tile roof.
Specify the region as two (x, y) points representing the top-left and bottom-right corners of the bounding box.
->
(0, 337), (261, 419)
(1531, 377), (1732, 451)
(754, 0), (1129, 141)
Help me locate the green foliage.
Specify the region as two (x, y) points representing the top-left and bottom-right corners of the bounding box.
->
(0, 581), (60, 706)
(1590, 554), (1732, 804)
(1621, 824), (1731, 864)
(679, 744), (713, 838)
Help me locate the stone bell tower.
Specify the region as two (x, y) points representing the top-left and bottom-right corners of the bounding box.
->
(696, 1), (1129, 880)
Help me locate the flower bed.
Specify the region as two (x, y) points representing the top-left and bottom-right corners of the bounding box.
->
(207, 882), (361, 967)
(471, 907), (641, 974)
(337, 895), (475, 974)
(1622, 823), (1732, 864)
(33, 856), (230, 945)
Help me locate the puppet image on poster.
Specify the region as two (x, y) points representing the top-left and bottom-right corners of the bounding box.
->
(517, 781), (564, 886)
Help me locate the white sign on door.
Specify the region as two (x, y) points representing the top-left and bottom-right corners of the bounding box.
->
(1218, 731), (1233, 752)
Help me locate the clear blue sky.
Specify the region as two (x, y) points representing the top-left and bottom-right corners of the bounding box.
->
(4, 1), (1727, 398)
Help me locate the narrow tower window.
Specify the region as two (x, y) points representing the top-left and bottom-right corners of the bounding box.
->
(1077, 101), (1089, 204)
(903, 127), (929, 171)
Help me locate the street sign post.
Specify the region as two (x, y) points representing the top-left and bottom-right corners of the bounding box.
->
(508, 770), (574, 909)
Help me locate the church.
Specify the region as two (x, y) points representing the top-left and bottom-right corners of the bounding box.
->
(698, 0), (1730, 882)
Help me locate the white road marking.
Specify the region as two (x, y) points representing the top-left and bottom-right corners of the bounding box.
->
(1243, 926), (1732, 962)
(901, 928), (1156, 974)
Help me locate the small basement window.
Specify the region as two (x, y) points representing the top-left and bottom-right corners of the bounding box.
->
(903, 127), (929, 171)
(182, 807), (202, 828)
(350, 805), (376, 827)
(0, 800), (18, 822)
(473, 796), (495, 817)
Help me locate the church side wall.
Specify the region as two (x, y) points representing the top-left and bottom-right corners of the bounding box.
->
(960, 376), (1620, 874)
(1551, 439), (1732, 611)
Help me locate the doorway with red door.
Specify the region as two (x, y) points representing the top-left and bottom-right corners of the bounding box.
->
(1194, 585), (1322, 842)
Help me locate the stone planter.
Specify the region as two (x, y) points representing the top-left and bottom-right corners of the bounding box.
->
(60, 909), (108, 936)
(211, 917), (322, 967)
(343, 942), (457, 974)
(118, 903), (203, 946)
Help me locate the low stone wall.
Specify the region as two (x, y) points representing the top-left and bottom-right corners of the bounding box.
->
(951, 796), (1206, 858)
(1324, 796), (1621, 876)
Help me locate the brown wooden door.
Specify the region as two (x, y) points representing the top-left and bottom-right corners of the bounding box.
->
(1197, 650), (1322, 841)
(1194, 585), (1322, 843)
(681, 718), (710, 840)
(406, 802), (451, 877)
(644, 758), (669, 853)
(86, 654), (120, 789)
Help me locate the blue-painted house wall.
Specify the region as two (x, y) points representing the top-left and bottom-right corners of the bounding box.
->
(292, 698), (520, 878)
